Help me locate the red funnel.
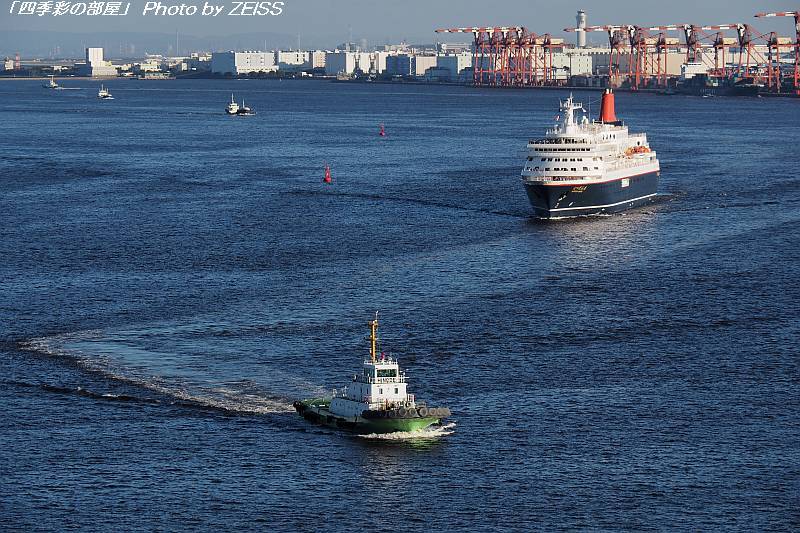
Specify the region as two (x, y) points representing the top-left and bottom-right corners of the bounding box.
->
(599, 88), (618, 123)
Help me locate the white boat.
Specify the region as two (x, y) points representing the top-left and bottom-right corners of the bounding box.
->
(97, 84), (113, 99)
(225, 93), (239, 115)
(226, 94), (255, 116)
(42, 75), (60, 89)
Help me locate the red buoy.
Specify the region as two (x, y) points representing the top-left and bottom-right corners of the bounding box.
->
(599, 88), (618, 123)
(323, 164), (331, 184)
(378, 123), (386, 137)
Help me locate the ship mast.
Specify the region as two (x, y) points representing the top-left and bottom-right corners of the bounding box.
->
(369, 311), (378, 363)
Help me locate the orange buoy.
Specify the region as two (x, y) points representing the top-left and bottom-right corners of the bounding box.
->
(323, 164), (331, 184)
(378, 123), (386, 137)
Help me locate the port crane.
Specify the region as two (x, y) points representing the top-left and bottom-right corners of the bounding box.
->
(564, 25), (628, 86)
(755, 11), (800, 94)
(435, 26), (563, 86)
(564, 24), (679, 90)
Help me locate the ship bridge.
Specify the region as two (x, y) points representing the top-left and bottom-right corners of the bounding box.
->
(330, 314), (415, 418)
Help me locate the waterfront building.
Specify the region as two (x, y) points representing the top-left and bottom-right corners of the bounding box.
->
(437, 42), (471, 54)
(276, 50), (310, 72)
(80, 47), (118, 77)
(372, 51), (392, 74)
(386, 54), (437, 77)
(211, 51), (277, 75)
(436, 53), (472, 78)
(424, 67), (454, 82)
(308, 51), (327, 70)
(185, 53), (211, 72)
(324, 51), (372, 75)
(412, 55), (437, 76)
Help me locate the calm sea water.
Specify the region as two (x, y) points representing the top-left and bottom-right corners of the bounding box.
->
(1, 79), (798, 530)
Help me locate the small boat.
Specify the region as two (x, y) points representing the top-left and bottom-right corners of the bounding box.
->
(43, 75), (60, 90)
(236, 97), (255, 116)
(97, 84), (113, 99)
(226, 94), (255, 116)
(378, 123), (386, 137)
(225, 93), (239, 115)
(293, 313), (451, 434)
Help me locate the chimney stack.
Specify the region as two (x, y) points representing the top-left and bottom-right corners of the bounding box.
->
(576, 10), (587, 48)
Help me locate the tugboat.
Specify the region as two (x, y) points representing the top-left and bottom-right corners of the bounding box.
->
(293, 313), (451, 434)
(225, 94), (255, 116)
(225, 93), (239, 115)
(97, 84), (113, 99)
(42, 75), (60, 90)
(521, 89), (660, 218)
(236, 97), (255, 116)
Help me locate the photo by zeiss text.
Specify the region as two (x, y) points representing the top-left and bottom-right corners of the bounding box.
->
(141, 0), (283, 16)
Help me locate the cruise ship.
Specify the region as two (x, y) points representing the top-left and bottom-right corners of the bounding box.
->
(521, 89), (660, 218)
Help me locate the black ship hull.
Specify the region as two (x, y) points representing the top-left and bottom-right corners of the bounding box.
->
(524, 171), (659, 219)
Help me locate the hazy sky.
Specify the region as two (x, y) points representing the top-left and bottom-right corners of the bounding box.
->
(1, 0), (797, 45)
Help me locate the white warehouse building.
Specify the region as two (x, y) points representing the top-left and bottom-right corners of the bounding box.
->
(325, 51), (373, 75)
(276, 50), (309, 72)
(81, 47), (118, 77)
(211, 51), (277, 75)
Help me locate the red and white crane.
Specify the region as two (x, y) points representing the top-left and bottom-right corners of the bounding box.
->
(755, 11), (800, 93)
(435, 26), (562, 87)
(564, 25), (629, 86)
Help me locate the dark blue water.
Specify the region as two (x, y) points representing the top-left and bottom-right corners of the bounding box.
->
(1, 79), (799, 530)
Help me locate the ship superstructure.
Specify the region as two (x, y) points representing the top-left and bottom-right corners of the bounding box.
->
(521, 89), (660, 218)
(293, 313), (451, 434)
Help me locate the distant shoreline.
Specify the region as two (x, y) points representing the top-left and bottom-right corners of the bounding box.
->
(2, 75), (795, 97)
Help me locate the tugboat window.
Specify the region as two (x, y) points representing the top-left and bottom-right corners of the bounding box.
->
(377, 369), (397, 378)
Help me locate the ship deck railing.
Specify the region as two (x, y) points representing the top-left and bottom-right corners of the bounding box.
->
(529, 137), (591, 145)
(525, 175), (597, 182)
(352, 375), (407, 384)
(365, 395), (420, 410)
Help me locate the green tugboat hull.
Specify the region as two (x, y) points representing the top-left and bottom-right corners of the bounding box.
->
(293, 399), (445, 434)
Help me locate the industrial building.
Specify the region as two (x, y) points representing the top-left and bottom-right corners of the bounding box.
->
(80, 47), (118, 77)
(434, 53), (473, 79)
(276, 51), (310, 72)
(385, 54), (437, 77)
(324, 51), (372, 75)
(308, 51), (327, 70)
(211, 51), (277, 75)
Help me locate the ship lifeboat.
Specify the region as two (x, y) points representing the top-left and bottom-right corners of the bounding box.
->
(624, 145), (651, 157)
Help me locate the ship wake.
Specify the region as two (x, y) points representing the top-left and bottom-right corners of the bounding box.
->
(357, 422), (456, 441)
(19, 331), (297, 416)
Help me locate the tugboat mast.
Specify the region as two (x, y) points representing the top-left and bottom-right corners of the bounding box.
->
(369, 312), (378, 363)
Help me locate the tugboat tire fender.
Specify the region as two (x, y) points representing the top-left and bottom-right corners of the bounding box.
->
(407, 408), (417, 418)
(398, 407), (408, 417)
(417, 407), (428, 417)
